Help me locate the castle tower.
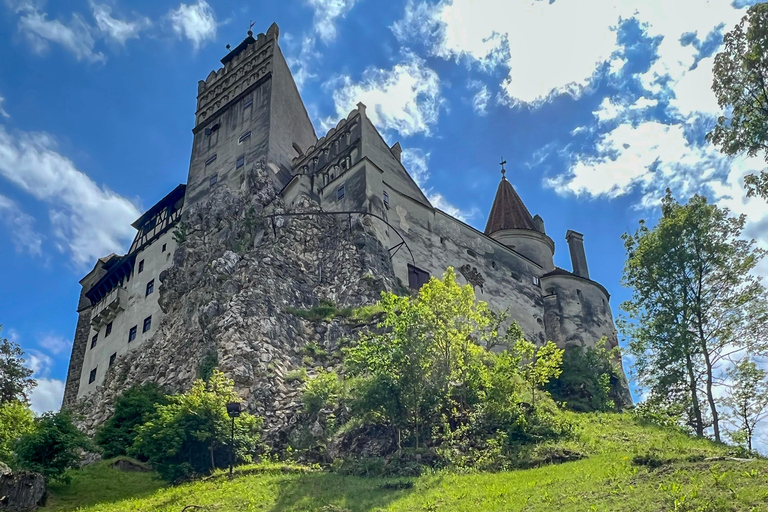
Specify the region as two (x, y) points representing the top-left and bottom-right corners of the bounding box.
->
(185, 23), (317, 205)
(484, 166), (554, 271)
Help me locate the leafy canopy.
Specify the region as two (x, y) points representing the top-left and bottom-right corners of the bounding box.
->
(0, 400), (34, 465)
(0, 325), (35, 405)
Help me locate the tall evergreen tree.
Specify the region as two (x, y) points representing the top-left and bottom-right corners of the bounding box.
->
(622, 192), (768, 441)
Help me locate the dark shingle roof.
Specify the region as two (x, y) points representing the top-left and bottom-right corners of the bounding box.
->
(484, 178), (536, 235)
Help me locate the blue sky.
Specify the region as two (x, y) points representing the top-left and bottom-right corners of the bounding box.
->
(0, 0), (766, 415)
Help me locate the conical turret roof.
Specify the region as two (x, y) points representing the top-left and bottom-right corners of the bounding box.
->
(484, 174), (536, 235)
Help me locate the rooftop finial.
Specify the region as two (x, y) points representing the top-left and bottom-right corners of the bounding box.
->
(499, 157), (507, 180)
(248, 19), (255, 37)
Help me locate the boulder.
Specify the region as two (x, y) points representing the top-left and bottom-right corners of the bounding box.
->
(0, 470), (46, 512)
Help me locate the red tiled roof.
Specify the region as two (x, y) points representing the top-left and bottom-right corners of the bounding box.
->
(484, 178), (536, 234)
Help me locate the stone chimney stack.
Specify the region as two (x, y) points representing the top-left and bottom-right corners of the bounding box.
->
(565, 230), (589, 279)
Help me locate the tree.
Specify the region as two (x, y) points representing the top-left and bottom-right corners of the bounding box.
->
(0, 400), (34, 465)
(721, 358), (768, 452)
(345, 268), (492, 449)
(14, 410), (92, 482)
(708, 3), (768, 200)
(95, 383), (168, 459)
(622, 191), (768, 441)
(131, 370), (262, 482)
(512, 339), (563, 411)
(0, 326), (36, 405)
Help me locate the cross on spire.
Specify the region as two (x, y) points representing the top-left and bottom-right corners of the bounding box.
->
(499, 157), (507, 180)
(248, 20), (255, 37)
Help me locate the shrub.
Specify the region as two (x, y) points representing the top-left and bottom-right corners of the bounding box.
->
(0, 400), (34, 465)
(15, 410), (92, 482)
(303, 370), (343, 415)
(131, 370), (263, 482)
(285, 368), (308, 384)
(197, 351), (218, 382)
(95, 383), (168, 459)
(546, 342), (622, 412)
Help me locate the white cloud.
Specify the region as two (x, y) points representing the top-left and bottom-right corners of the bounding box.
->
(16, 4), (105, 63)
(307, 0), (358, 43)
(0, 126), (140, 268)
(322, 54), (443, 138)
(0, 194), (43, 255)
(25, 349), (53, 377)
(91, 2), (149, 45)
(394, 0), (749, 109)
(0, 95), (8, 118)
(29, 378), (64, 414)
(167, 0), (216, 50)
(38, 334), (71, 355)
(468, 80), (490, 115)
(286, 35), (322, 91)
(401, 147), (478, 222)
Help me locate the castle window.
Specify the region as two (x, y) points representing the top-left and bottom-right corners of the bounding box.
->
(467, 249), (477, 258)
(244, 96), (253, 108)
(143, 316), (152, 333)
(408, 264), (430, 290)
(146, 280), (154, 297)
(128, 326), (137, 342)
(239, 131), (251, 143)
(205, 154), (217, 166)
(90, 334), (98, 349)
(383, 190), (389, 209)
(577, 289), (584, 302)
(545, 287), (555, 295)
(109, 353), (116, 368)
(105, 321), (113, 337)
(532, 276), (540, 287)
(210, 174), (218, 186)
(138, 260), (144, 273)
(337, 184), (345, 200)
(89, 367), (97, 384)
(237, 155), (244, 169)
(162, 243), (167, 252)
(491, 261), (497, 270)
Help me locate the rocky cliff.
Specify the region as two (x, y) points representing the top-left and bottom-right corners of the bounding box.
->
(74, 163), (398, 443)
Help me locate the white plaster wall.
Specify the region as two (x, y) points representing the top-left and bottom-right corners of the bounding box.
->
(78, 230), (177, 397)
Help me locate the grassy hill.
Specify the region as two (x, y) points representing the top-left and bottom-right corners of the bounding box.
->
(43, 412), (768, 512)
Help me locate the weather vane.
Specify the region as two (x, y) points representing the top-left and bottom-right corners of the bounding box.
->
(500, 157), (507, 180)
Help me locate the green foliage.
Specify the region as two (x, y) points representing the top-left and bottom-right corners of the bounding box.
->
(285, 368), (309, 384)
(95, 383), (168, 459)
(15, 410), (92, 482)
(708, 3), (768, 200)
(131, 370), (263, 482)
(0, 400), (34, 465)
(621, 191), (768, 441)
(547, 342), (622, 412)
(303, 370), (343, 415)
(197, 350), (218, 382)
(172, 222), (188, 244)
(286, 300), (384, 325)
(0, 325), (36, 405)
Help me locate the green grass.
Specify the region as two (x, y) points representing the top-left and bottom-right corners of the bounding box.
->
(43, 413), (768, 512)
(285, 300), (384, 325)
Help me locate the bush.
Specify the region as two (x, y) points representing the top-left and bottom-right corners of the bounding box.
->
(0, 400), (34, 465)
(285, 368), (308, 384)
(131, 370), (263, 482)
(15, 410), (92, 482)
(546, 343), (622, 412)
(303, 370), (343, 415)
(95, 383), (168, 459)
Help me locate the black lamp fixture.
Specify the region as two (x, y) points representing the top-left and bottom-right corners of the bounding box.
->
(226, 402), (242, 478)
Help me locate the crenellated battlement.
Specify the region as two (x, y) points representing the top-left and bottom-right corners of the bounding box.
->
(194, 24), (279, 127)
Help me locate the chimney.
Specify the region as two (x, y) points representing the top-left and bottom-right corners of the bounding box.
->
(565, 230), (589, 279)
(533, 214), (546, 234)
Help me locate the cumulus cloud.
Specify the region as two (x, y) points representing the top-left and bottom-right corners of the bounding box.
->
(15, 3), (105, 63)
(393, 0), (750, 109)
(401, 148), (478, 222)
(29, 378), (64, 414)
(307, 0), (358, 43)
(322, 54), (443, 138)
(467, 80), (491, 115)
(167, 0), (216, 50)
(0, 126), (140, 268)
(38, 334), (71, 355)
(0, 194), (43, 255)
(91, 2), (149, 45)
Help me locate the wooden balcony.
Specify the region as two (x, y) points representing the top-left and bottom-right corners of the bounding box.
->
(90, 286), (127, 329)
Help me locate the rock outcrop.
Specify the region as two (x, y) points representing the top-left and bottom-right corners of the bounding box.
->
(0, 464), (46, 512)
(73, 163), (398, 444)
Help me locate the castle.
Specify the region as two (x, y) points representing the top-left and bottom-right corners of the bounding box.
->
(63, 23), (627, 411)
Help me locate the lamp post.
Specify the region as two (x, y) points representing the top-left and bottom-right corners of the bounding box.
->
(226, 402), (242, 480)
